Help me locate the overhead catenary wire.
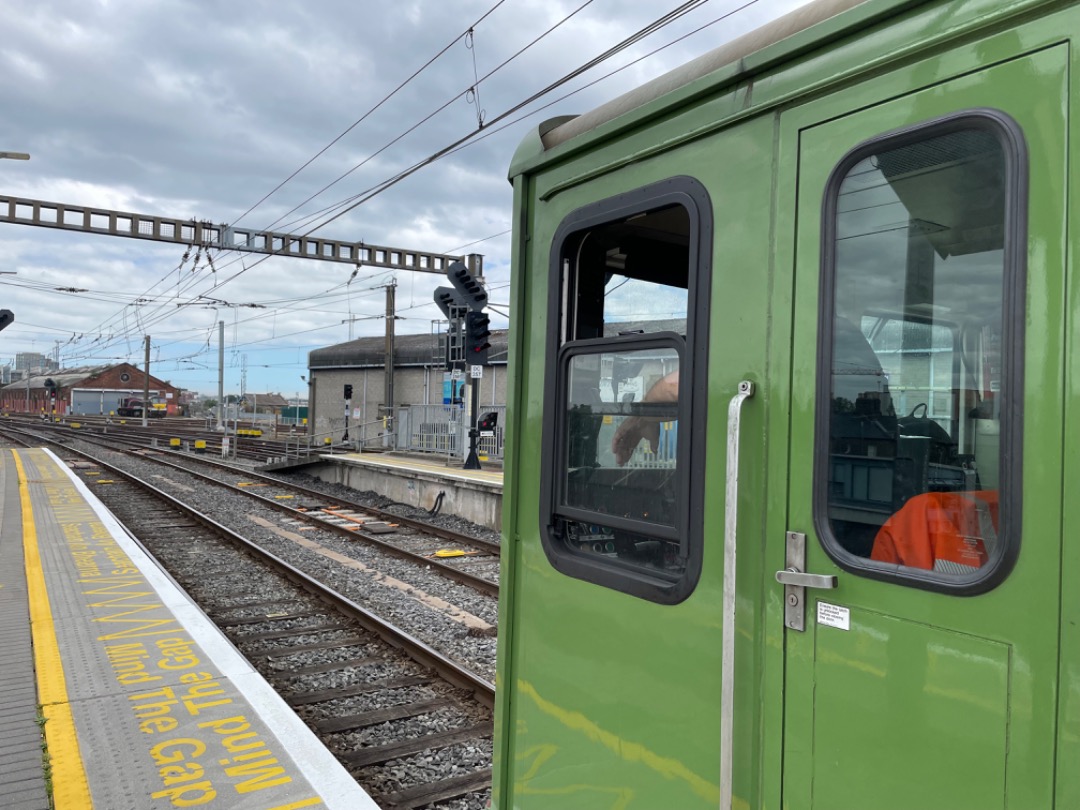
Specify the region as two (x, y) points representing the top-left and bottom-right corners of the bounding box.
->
(234, 0), (602, 249)
(201, 0), (725, 297)
(228, 0), (515, 232)
(155, 0), (721, 297)
(43, 1), (768, 371)
(75, 0), (527, 350)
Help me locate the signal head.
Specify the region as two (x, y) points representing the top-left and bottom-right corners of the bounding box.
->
(465, 310), (492, 365)
(447, 261), (488, 310)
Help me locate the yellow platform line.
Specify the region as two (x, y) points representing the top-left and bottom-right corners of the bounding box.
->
(14, 449), (93, 808)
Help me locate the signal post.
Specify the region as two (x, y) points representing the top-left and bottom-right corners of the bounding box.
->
(436, 259), (491, 469)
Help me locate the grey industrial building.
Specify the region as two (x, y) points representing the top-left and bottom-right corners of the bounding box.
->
(305, 329), (509, 447)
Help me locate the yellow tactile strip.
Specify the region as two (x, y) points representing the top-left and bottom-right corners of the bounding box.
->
(14, 448), (94, 809)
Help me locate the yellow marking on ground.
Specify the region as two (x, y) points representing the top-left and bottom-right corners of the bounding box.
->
(246, 514), (494, 631)
(266, 797), (324, 809)
(14, 449), (93, 808)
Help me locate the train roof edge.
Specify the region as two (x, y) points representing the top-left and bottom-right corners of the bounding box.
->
(507, 0), (930, 178)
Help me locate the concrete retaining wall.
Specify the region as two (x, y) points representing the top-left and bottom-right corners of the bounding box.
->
(305, 458), (502, 531)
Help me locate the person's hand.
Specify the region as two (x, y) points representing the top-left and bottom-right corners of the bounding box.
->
(610, 369), (679, 466)
(612, 416), (660, 466)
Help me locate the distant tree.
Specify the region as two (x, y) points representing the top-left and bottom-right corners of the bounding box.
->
(202, 397), (218, 411)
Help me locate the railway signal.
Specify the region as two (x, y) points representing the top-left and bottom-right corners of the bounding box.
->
(465, 311), (491, 366)
(0, 309), (13, 331)
(447, 261), (488, 310)
(342, 384), (352, 441)
(433, 286), (469, 319)
(444, 259), (490, 469)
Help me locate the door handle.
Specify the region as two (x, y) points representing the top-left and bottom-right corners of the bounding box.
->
(775, 568), (837, 589)
(780, 531), (838, 632)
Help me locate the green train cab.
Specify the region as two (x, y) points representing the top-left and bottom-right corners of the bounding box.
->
(495, 1), (1080, 808)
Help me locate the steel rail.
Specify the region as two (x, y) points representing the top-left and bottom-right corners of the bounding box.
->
(7, 422), (499, 597)
(0, 425), (496, 708)
(10, 416), (502, 555)
(144, 451), (501, 597)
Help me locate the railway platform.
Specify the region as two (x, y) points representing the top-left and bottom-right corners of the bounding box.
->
(292, 452), (504, 532)
(0, 447), (379, 810)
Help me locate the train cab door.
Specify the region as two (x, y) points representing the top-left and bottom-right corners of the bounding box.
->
(777, 46), (1066, 810)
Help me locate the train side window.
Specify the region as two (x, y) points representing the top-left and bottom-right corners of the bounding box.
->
(540, 178), (713, 603)
(815, 112), (1026, 592)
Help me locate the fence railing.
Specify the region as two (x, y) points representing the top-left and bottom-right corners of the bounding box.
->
(405, 404), (463, 455)
(402, 403), (506, 461)
(270, 404), (507, 464)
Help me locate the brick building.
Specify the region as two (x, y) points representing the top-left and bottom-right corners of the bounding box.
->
(0, 363), (184, 416)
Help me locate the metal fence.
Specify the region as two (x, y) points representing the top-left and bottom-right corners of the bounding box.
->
(405, 404), (463, 455)
(403, 403), (506, 461)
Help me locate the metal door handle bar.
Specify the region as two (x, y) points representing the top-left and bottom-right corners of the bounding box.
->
(779, 532), (839, 632)
(775, 567), (837, 589)
(721, 380), (755, 810)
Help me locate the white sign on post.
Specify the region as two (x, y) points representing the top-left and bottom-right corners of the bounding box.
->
(470, 365), (483, 379)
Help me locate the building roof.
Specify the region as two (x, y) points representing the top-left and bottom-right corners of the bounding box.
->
(244, 392), (290, 409)
(309, 329), (509, 370)
(0, 363), (181, 393)
(1, 364), (112, 391)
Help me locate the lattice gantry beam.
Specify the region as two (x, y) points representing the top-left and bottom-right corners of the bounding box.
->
(0, 194), (464, 274)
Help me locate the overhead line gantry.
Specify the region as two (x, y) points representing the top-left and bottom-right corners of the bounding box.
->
(0, 194), (466, 273)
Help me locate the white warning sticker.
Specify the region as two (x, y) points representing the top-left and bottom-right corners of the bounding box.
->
(817, 601), (850, 631)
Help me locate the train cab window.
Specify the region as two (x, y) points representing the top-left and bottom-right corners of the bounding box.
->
(541, 178), (712, 603)
(816, 113), (1025, 591)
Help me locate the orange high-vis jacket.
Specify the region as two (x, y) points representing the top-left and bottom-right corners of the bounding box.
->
(871, 490), (999, 571)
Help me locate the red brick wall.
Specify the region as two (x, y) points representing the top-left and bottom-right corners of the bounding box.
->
(78, 365), (182, 415)
(1, 364), (184, 415)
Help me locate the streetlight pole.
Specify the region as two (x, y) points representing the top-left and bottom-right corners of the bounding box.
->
(2, 155), (38, 416)
(5, 150), (28, 413)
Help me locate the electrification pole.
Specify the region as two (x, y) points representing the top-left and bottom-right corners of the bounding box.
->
(142, 335), (151, 428)
(217, 321), (225, 431)
(384, 281), (396, 445)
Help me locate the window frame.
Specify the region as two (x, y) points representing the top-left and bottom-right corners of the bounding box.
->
(812, 108), (1028, 595)
(555, 332), (685, 536)
(539, 176), (713, 604)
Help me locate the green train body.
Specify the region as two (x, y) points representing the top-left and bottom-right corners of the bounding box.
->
(495, 1), (1080, 807)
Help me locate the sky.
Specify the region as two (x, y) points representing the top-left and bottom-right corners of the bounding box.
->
(0, 0), (812, 397)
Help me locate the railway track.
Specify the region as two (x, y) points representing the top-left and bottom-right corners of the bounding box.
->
(1, 424), (499, 673)
(2, 412), (315, 463)
(5, 420), (500, 593)
(9, 416), (498, 541)
(9, 434), (495, 809)
(114, 438), (500, 596)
